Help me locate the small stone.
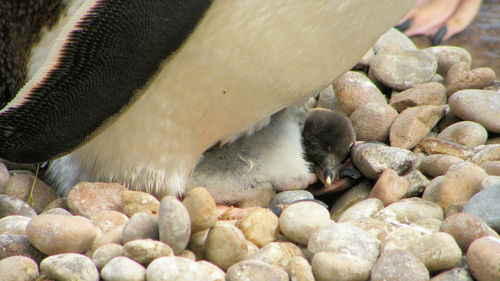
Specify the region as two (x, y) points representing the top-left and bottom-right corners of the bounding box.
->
(270, 190), (314, 206)
(43, 207), (72, 216)
(5, 170), (57, 214)
(0, 234), (44, 262)
(315, 84), (337, 110)
(122, 212), (158, 243)
(438, 121), (488, 147)
(424, 46), (472, 76)
(205, 221), (248, 270)
(101, 256), (146, 281)
(350, 103), (398, 142)
(350, 142), (417, 179)
(418, 155), (464, 177)
(308, 223), (380, 265)
(479, 175), (500, 189)
(481, 161), (500, 176)
(92, 243), (124, 270)
(390, 105), (445, 149)
(418, 138), (475, 161)
(449, 90), (500, 133)
(91, 210), (128, 233)
(390, 82), (447, 112)
(373, 28), (417, 53)
(0, 161), (9, 192)
(42, 197), (68, 213)
(330, 181), (372, 220)
(333, 71), (387, 116)
(446, 62), (496, 96)
(463, 185), (500, 232)
(121, 190), (160, 218)
(403, 169), (431, 196)
(312, 251), (371, 281)
(123, 239), (173, 266)
(472, 144), (500, 166)
(226, 260), (288, 281)
(430, 266), (473, 281)
(440, 213), (490, 252)
(345, 217), (397, 242)
(26, 214), (97, 255)
(197, 260), (225, 281)
(188, 229), (208, 260)
(179, 249), (196, 261)
(413, 218), (443, 233)
(40, 253), (99, 281)
(445, 203), (466, 218)
(336, 198), (384, 223)
(182, 187), (217, 233)
(410, 232), (462, 273)
(369, 169), (410, 206)
(66, 182), (125, 218)
(146, 256), (206, 281)
(0, 215), (30, 235)
(91, 226), (123, 252)
(374, 197), (444, 224)
(279, 201), (331, 245)
(435, 162), (487, 208)
(158, 196), (191, 254)
(371, 250), (429, 281)
(370, 49), (437, 90)
(382, 227), (423, 254)
(237, 208), (279, 248)
(467, 237), (500, 281)
(251, 241), (304, 268)
(0, 194), (37, 218)
(0, 255), (39, 281)
(286, 256), (314, 281)
(422, 176), (444, 203)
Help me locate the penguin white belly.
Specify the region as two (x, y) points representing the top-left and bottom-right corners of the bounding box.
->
(44, 0), (414, 198)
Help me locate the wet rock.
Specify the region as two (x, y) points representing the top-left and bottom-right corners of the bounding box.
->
(0, 234), (45, 262)
(40, 253), (99, 281)
(312, 252), (371, 281)
(390, 105), (445, 149)
(418, 155), (464, 177)
(382, 227), (423, 254)
(91, 210), (128, 233)
(336, 198), (384, 223)
(445, 63), (496, 96)
(121, 190), (160, 218)
(410, 232), (462, 273)
(390, 82), (447, 112)
(371, 250), (429, 281)
(467, 237), (500, 281)
(26, 214), (97, 255)
(0, 215), (30, 235)
(122, 212), (159, 243)
(369, 169), (409, 206)
(205, 221), (248, 270)
(279, 201), (331, 245)
(440, 213), (490, 252)
(424, 46), (472, 76)
(226, 259), (288, 281)
(101, 256), (146, 281)
(449, 90), (500, 133)
(463, 185), (500, 232)
(92, 243), (124, 270)
(182, 187), (216, 233)
(66, 182), (125, 218)
(146, 256), (205, 281)
(158, 196), (191, 254)
(350, 103), (398, 142)
(123, 239), (173, 266)
(286, 256), (314, 281)
(0, 194), (37, 218)
(437, 121), (488, 147)
(237, 208), (279, 248)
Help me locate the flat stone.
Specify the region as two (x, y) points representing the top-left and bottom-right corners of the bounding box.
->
(123, 239), (173, 266)
(472, 144), (500, 166)
(449, 90), (500, 133)
(270, 190), (314, 206)
(374, 197), (443, 224)
(418, 155), (464, 178)
(336, 198), (384, 223)
(330, 181), (372, 220)
(390, 82), (447, 112)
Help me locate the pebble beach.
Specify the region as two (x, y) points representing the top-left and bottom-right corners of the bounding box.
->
(1, 26), (500, 281)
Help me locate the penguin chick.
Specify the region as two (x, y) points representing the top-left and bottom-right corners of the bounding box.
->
(302, 109), (356, 188)
(186, 107), (315, 207)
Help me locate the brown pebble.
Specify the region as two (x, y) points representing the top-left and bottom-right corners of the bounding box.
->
(350, 103), (398, 142)
(389, 82), (447, 112)
(66, 182), (125, 218)
(446, 62), (496, 96)
(369, 169), (410, 206)
(440, 213), (490, 252)
(182, 187), (217, 233)
(237, 208), (279, 248)
(121, 190), (160, 218)
(467, 237), (500, 281)
(371, 250), (429, 281)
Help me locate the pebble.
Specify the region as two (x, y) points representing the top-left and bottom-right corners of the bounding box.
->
(389, 82), (447, 112)
(330, 181), (372, 220)
(123, 239), (173, 266)
(369, 169), (410, 206)
(435, 162), (487, 208)
(0, 194), (37, 218)
(0, 255), (39, 281)
(182, 187), (216, 233)
(371, 250), (429, 281)
(26, 214), (97, 255)
(463, 185), (500, 232)
(43, 207), (72, 216)
(91, 210), (128, 233)
(315, 84), (336, 110)
(346, 217), (397, 242)
(92, 243), (124, 270)
(430, 266), (473, 281)
(308, 223), (381, 265)
(158, 196), (191, 254)
(382, 227), (423, 253)
(122, 212), (159, 243)
(101, 256), (146, 281)
(0, 161), (9, 191)
(418, 138), (475, 161)
(466, 237), (500, 281)
(472, 144), (500, 165)
(350, 102), (398, 142)
(121, 190), (160, 218)
(269, 190), (314, 206)
(350, 142), (417, 179)
(336, 198), (384, 223)
(437, 121), (488, 147)
(374, 197), (444, 225)
(370, 49), (437, 90)
(225, 259), (288, 281)
(205, 221), (248, 270)
(91, 225), (123, 252)
(424, 46), (472, 76)
(439, 213), (490, 252)
(410, 232), (462, 273)
(449, 90), (500, 133)
(146, 256), (206, 281)
(66, 182), (125, 218)
(236, 207), (279, 248)
(373, 28), (417, 53)
(312, 251), (371, 281)
(422, 176), (444, 202)
(413, 218), (443, 233)
(4, 170), (57, 213)
(188, 229), (208, 260)
(479, 175), (500, 190)
(390, 105), (445, 149)
(403, 169), (431, 196)
(250, 241), (303, 268)
(0, 215), (31, 235)
(333, 71), (387, 116)
(279, 201), (331, 245)
(445, 62), (496, 96)
(286, 256), (314, 281)
(480, 161), (500, 176)
(0, 234), (44, 262)
(197, 260), (225, 281)
(418, 154), (464, 177)
(40, 253), (99, 281)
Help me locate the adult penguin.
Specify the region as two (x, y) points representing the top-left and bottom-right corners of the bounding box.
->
(0, 0), (414, 199)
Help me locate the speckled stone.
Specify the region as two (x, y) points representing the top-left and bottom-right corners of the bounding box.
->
(92, 243), (124, 270)
(336, 198), (384, 223)
(445, 63), (496, 96)
(410, 232), (462, 273)
(418, 155), (464, 178)
(463, 185), (500, 232)
(449, 90), (500, 133)
(101, 256), (146, 281)
(0, 194), (37, 218)
(121, 190), (160, 218)
(0, 234), (44, 262)
(279, 201), (331, 245)
(40, 253), (99, 281)
(182, 187), (217, 233)
(91, 210), (128, 233)
(467, 237), (500, 281)
(0, 215), (30, 235)
(390, 82), (447, 112)
(146, 256), (206, 281)
(371, 250), (429, 281)
(312, 251), (371, 281)
(26, 214), (97, 255)
(158, 196), (191, 254)
(205, 221), (248, 270)
(237, 207), (279, 248)
(350, 103), (399, 142)
(122, 212), (158, 243)
(0, 255), (39, 281)
(226, 259), (288, 281)
(124, 239), (173, 266)
(440, 213), (490, 252)
(66, 182), (125, 218)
